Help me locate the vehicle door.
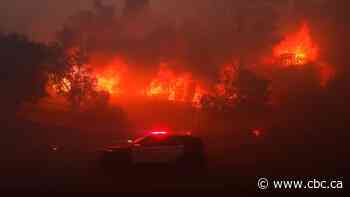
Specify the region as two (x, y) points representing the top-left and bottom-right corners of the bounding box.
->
(132, 136), (184, 163)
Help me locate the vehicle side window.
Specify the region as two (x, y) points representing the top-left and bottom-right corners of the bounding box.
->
(136, 136), (158, 146)
(162, 136), (182, 146)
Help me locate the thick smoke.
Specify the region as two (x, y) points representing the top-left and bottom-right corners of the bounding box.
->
(56, 0), (281, 80)
(54, 0), (348, 80)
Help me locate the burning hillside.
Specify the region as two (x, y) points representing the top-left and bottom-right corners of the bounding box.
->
(45, 20), (335, 111)
(18, 0), (344, 135)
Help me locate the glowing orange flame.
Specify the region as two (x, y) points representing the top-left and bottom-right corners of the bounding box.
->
(45, 21), (337, 110)
(274, 22), (319, 66)
(216, 63), (237, 96)
(60, 78), (72, 93)
(168, 74), (193, 102)
(146, 63), (174, 98)
(96, 72), (120, 95)
(192, 86), (206, 108)
(145, 63), (204, 106)
(94, 57), (127, 96)
(146, 80), (166, 96)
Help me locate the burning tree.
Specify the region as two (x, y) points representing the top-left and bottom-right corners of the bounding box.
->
(47, 45), (109, 110)
(145, 63), (199, 104)
(201, 63), (270, 111)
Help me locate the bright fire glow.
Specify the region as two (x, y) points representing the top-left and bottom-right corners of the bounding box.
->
(216, 63), (237, 96)
(146, 64), (174, 97)
(274, 22), (319, 66)
(94, 57), (127, 96)
(192, 86), (206, 108)
(95, 72), (120, 95)
(145, 63), (204, 106)
(47, 75), (72, 96)
(46, 21), (337, 109)
(61, 78), (72, 93)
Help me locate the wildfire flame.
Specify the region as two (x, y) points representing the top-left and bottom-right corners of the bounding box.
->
(274, 22), (319, 66)
(145, 63), (205, 106)
(93, 57), (127, 96)
(270, 22), (335, 87)
(192, 86), (206, 108)
(46, 21), (336, 109)
(146, 64), (174, 97)
(95, 72), (120, 95)
(216, 63), (237, 96)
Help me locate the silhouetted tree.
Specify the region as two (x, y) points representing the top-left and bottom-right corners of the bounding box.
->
(233, 66), (270, 110)
(0, 33), (49, 116)
(200, 65), (270, 112)
(47, 44), (105, 110)
(48, 1), (119, 111)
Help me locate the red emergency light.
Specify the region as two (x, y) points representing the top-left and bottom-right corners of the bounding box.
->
(151, 131), (168, 135)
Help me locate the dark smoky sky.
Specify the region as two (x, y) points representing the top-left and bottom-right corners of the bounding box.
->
(0, 0), (122, 41)
(0, 0), (333, 42)
(0, 0), (348, 72)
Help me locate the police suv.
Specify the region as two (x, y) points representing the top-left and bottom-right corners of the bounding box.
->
(100, 131), (206, 170)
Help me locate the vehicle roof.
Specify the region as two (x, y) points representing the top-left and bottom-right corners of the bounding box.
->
(133, 133), (202, 144)
(145, 133), (199, 138)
